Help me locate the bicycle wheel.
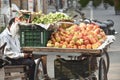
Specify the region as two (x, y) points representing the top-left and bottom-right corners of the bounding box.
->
(34, 58), (44, 80)
(98, 58), (108, 80)
(102, 49), (110, 73)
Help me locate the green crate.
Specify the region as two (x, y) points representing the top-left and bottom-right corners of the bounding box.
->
(20, 25), (53, 47)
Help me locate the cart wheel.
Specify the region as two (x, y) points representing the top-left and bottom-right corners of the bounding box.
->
(103, 49), (110, 73)
(98, 58), (108, 80)
(34, 58), (44, 80)
(105, 51), (110, 73)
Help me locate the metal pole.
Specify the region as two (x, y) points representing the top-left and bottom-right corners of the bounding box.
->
(34, 0), (38, 12)
(20, 0), (23, 9)
(64, 0), (68, 9)
(0, 0), (1, 8)
(0, 0), (1, 14)
(9, 0), (12, 18)
(43, 0), (48, 14)
(90, 6), (93, 20)
(89, 1), (93, 20)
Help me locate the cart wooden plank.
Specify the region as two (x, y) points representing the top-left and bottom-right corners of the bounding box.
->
(22, 47), (103, 54)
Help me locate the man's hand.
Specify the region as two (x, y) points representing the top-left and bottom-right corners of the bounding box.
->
(24, 53), (33, 58)
(29, 53), (33, 58)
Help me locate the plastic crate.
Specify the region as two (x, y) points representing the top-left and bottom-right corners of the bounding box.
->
(20, 25), (53, 47)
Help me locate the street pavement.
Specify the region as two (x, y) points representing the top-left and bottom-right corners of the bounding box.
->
(0, 4), (120, 80)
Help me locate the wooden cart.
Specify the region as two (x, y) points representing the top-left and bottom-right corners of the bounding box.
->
(22, 35), (115, 80)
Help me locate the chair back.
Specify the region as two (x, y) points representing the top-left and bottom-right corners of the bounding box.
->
(0, 42), (7, 68)
(0, 42), (7, 59)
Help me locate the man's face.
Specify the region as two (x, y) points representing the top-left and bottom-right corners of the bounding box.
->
(10, 22), (19, 37)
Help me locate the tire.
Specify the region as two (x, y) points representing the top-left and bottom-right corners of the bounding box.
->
(102, 49), (110, 73)
(98, 58), (108, 80)
(34, 58), (43, 80)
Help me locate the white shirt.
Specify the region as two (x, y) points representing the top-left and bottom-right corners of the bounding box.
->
(0, 28), (24, 59)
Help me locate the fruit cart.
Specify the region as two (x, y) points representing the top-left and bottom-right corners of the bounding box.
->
(22, 35), (115, 80)
(18, 10), (116, 80)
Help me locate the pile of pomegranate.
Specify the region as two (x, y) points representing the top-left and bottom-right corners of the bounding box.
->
(47, 23), (107, 49)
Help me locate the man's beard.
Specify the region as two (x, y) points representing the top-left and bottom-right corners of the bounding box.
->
(10, 22), (20, 38)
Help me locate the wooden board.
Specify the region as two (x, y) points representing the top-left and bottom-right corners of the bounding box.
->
(22, 47), (103, 54)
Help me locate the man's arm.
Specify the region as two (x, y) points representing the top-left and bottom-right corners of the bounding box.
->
(1, 36), (25, 59)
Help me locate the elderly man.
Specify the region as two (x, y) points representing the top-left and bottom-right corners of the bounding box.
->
(0, 17), (36, 80)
